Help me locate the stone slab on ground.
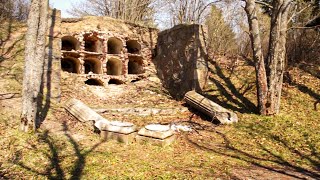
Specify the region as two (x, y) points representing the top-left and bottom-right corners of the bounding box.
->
(64, 98), (108, 123)
(94, 107), (189, 116)
(184, 91), (238, 124)
(135, 134), (176, 147)
(138, 127), (174, 139)
(99, 121), (136, 134)
(101, 131), (137, 145)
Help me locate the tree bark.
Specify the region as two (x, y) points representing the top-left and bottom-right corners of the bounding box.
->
(266, 0), (292, 115)
(244, 0), (292, 115)
(244, 0), (268, 115)
(21, 0), (48, 132)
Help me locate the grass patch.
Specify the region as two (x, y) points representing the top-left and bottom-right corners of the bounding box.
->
(0, 23), (319, 178)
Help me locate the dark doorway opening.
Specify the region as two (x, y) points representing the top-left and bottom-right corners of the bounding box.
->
(128, 57), (144, 74)
(84, 34), (103, 53)
(85, 79), (104, 86)
(61, 57), (80, 73)
(108, 79), (124, 85)
(61, 36), (79, 51)
(107, 58), (122, 75)
(84, 58), (102, 74)
(108, 37), (123, 54)
(126, 40), (141, 54)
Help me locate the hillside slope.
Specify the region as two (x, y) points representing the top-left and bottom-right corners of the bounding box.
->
(0, 22), (319, 179)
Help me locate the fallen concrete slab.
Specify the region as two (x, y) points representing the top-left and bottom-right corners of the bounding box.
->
(64, 98), (109, 123)
(101, 131), (137, 145)
(184, 91), (238, 124)
(136, 124), (176, 147)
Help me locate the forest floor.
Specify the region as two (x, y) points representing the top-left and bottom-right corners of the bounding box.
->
(0, 21), (320, 179)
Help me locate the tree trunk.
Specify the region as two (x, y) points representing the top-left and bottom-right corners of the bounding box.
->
(265, 0), (292, 115)
(21, 0), (48, 132)
(245, 0), (268, 115)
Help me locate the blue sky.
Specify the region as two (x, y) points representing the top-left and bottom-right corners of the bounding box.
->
(50, 0), (81, 17)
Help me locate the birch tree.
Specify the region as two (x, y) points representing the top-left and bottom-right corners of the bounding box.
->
(21, 0), (48, 131)
(244, 0), (293, 115)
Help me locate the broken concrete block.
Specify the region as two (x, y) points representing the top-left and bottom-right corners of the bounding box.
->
(136, 124), (176, 147)
(138, 126), (174, 139)
(64, 98), (108, 123)
(94, 119), (110, 130)
(135, 134), (176, 147)
(99, 121), (137, 134)
(101, 131), (137, 145)
(184, 91), (238, 124)
(98, 120), (137, 144)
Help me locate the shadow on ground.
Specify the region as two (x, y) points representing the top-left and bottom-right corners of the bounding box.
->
(185, 123), (320, 179)
(204, 59), (257, 114)
(0, 18), (25, 65)
(298, 63), (320, 80)
(284, 71), (320, 110)
(13, 122), (104, 180)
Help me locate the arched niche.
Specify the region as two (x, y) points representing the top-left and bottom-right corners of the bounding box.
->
(84, 34), (103, 53)
(107, 37), (123, 54)
(107, 58), (122, 75)
(126, 40), (141, 54)
(108, 79), (124, 85)
(61, 36), (80, 51)
(128, 56), (144, 74)
(84, 58), (102, 74)
(61, 57), (80, 73)
(85, 79), (104, 86)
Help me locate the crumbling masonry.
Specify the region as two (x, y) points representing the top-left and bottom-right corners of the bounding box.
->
(59, 16), (158, 86)
(46, 9), (208, 102)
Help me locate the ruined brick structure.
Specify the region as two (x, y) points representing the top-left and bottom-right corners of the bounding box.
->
(45, 9), (209, 102)
(155, 24), (209, 100)
(59, 16), (158, 86)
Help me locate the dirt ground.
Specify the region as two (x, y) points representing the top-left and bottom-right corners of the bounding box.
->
(1, 70), (318, 179)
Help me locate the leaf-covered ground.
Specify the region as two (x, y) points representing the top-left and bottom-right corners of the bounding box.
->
(0, 22), (319, 179)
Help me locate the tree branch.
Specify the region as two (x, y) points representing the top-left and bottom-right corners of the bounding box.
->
(288, 25), (320, 29)
(255, 0), (273, 9)
(287, 4), (311, 25)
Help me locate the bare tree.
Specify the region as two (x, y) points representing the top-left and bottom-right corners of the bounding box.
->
(0, 0), (30, 21)
(21, 0), (48, 131)
(68, 0), (155, 25)
(205, 5), (237, 55)
(244, 0), (293, 115)
(286, 1), (320, 65)
(161, 0), (222, 26)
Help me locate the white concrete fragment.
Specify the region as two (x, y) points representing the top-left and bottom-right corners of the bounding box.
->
(98, 120), (136, 134)
(145, 124), (170, 132)
(94, 119), (110, 130)
(170, 124), (192, 132)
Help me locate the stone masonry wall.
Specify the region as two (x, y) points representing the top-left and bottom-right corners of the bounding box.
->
(59, 16), (158, 85)
(155, 24), (209, 100)
(44, 14), (209, 102)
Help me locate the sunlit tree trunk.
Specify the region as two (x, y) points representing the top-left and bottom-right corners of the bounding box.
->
(21, 0), (48, 131)
(265, 0), (292, 114)
(245, 0), (268, 115)
(244, 0), (292, 115)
